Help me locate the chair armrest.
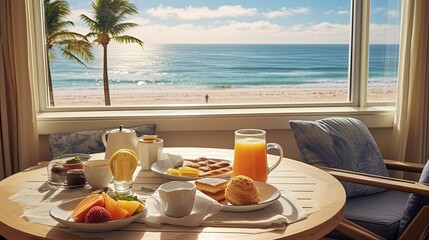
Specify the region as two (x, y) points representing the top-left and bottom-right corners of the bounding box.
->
(399, 205), (429, 240)
(318, 166), (429, 197)
(336, 218), (384, 240)
(384, 159), (425, 173)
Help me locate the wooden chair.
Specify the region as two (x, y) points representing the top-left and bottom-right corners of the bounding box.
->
(320, 159), (429, 240)
(288, 117), (429, 239)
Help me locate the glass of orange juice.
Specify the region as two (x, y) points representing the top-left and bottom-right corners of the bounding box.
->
(109, 149), (138, 195)
(233, 129), (283, 182)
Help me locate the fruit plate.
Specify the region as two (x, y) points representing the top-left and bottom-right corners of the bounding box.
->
(49, 197), (146, 232)
(151, 158), (232, 181)
(220, 181), (281, 212)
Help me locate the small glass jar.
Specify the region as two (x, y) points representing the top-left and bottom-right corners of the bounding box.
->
(47, 154), (93, 188)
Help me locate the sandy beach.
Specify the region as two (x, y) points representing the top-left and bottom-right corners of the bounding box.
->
(53, 87), (395, 106)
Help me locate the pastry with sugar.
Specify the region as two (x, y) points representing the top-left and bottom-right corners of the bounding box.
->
(195, 178), (228, 202)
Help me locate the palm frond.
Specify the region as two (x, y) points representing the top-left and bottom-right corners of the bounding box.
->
(84, 32), (101, 44)
(110, 22), (138, 35)
(61, 49), (89, 67)
(80, 14), (100, 32)
(50, 30), (85, 42)
(65, 40), (94, 62)
(58, 39), (94, 65)
(112, 35), (144, 47)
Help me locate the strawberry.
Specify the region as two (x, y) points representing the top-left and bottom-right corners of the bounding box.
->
(84, 206), (112, 223)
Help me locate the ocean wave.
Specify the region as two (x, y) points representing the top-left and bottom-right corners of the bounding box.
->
(50, 44), (398, 92)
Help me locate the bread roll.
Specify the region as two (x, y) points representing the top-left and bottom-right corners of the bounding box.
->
(225, 175), (260, 205)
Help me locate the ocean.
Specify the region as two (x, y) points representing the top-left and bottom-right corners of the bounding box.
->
(50, 44), (399, 92)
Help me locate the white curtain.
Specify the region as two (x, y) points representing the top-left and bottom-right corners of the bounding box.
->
(393, 0), (429, 164)
(0, 0), (39, 179)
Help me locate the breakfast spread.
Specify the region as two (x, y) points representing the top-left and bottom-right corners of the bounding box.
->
(166, 157), (232, 178)
(225, 175), (260, 205)
(195, 178), (228, 202)
(71, 192), (145, 223)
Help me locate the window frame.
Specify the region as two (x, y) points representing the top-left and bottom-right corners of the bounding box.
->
(28, 0), (396, 134)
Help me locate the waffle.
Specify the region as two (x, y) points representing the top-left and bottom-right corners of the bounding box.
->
(183, 157), (232, 177)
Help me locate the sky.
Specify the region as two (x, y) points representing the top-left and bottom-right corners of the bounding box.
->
(65, 0), (401, 45)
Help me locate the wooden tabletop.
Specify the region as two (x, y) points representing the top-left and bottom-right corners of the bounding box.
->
(0, 147), (345, 240)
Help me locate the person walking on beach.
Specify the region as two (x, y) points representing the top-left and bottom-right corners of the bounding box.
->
(205, 94), (209, 103)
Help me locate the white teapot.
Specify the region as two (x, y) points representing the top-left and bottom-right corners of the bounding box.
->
(102, 125), (138, 159)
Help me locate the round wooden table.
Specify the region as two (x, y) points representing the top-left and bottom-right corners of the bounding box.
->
(0, 147), (345, 239)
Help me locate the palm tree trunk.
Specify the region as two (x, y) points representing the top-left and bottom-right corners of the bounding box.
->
(47, 58), (55, 106)
(102, 44), (111, 106)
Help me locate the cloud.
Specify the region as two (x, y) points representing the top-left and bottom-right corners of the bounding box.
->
(58, 6), (399, 45)
(123, 20), (353, 44)
(145, 5), (257, 20)
(387, 10), (399, 18)
(263, 7), (309, 19)
(372, 7), (384, 14)
(126, 20), (284, 44)
(325, 9), (349, 15)
(369, 23), (400, 44)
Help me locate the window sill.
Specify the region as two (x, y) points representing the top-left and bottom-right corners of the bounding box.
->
(37, 106), (395, 134)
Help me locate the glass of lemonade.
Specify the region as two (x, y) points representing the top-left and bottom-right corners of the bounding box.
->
(233, 129), (283, 182)
(109, 149), (138, 195)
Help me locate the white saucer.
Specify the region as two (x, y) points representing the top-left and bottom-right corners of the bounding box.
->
(220, 181), (281, 212)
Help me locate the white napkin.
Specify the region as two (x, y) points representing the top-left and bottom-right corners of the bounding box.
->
(9, 182), (95, 226)
(202, 192), (309, 228)
(139, 190), (223, 228)
(159, 152), (184, 165)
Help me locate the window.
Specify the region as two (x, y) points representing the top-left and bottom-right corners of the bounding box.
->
(40, 0), (400, 108)
(367, 0), (401, 103)
(30, 1), (398, 134)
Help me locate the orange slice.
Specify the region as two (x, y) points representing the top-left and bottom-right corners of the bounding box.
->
(117, 200), (143, 215)
(101, 192), (129, 220)
(71, 194), (104, 222)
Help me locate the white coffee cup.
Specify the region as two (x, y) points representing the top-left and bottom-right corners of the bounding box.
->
(138, 138), (163, 170)
(158, 181), (196, 217)
(83, 160), (113, 189)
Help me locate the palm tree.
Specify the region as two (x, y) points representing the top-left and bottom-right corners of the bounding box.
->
(45, 0), (94, 106)
(80, 0), (143, 106)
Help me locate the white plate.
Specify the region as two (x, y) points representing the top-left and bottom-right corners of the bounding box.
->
(50, 197), (146, 232)
(220, 181), (281, 212)
(151, 158), (232, 181)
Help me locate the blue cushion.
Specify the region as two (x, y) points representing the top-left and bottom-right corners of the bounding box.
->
(397, 160), (429, 238)
(49, 124), (156, 159)
(348, 190), (410, 240)
(289, 117), (389, 198)
(328, 190), (410, 240)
